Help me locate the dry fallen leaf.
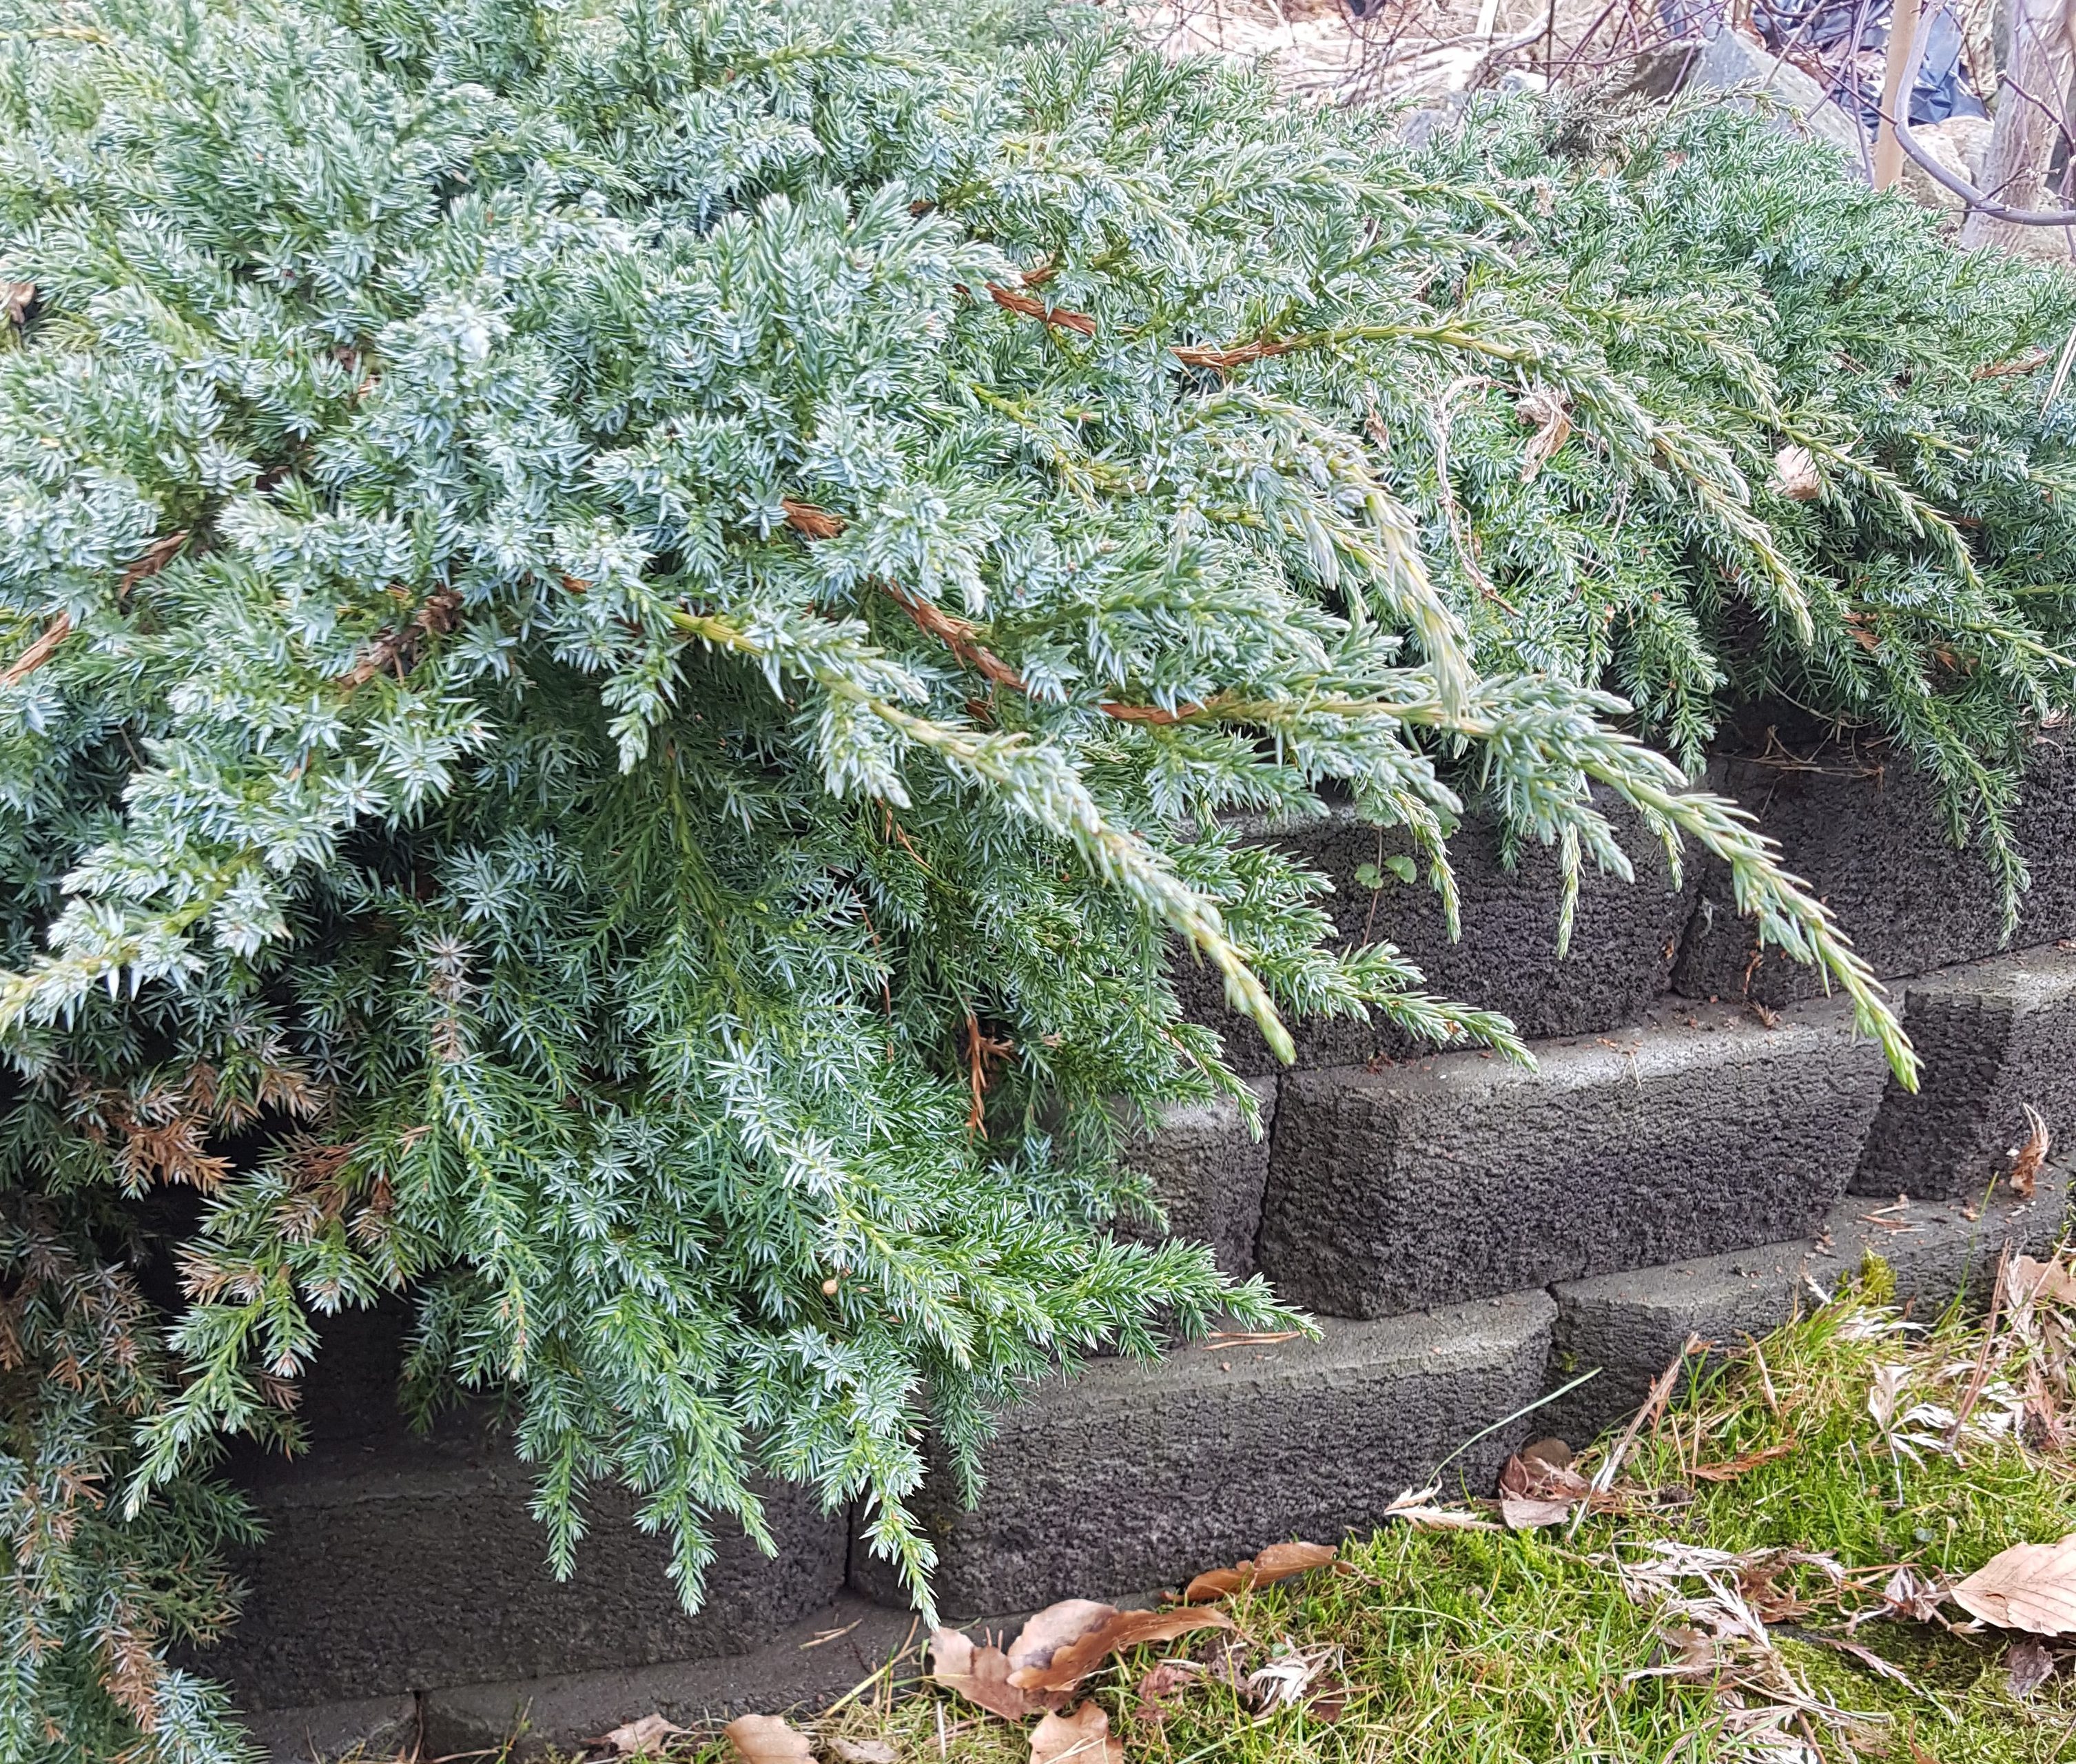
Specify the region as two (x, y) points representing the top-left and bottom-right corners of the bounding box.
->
(724, 1715), (814, 1764)
(1516, 387), (1572, 480)
(931, 1628), (1047, 1721)
(1, 282), (31, 327)
(1771, 443), (1821, 500)
(1007, 1601), (1118, 1676)
(1010, 1606), (1235, 1692)
(2008, 1104), (2050, 1200)
(2007, 1634), (2057, 1696)
(1951, 1534), (2076, 1634)
(1131, 1661), (1200, 1725)
(2011, 1253), (2076, 1307)
(827, 1742), (898, 1764)
(1497, 1450), (1594, 1529)
(601, 1713), (690, 1757)
(1029, 1703), (1122, 1764)
(1183, 1541), (1337, 1602)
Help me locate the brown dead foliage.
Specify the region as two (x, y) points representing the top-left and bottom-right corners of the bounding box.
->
(342, 585), (463, 689)
(1951, 1533), (2076, 1634)
(1028, 1702), (1122, 1764)
(723, 1714), (812, 1764)
(1182, 1541), (1337, 1602)
(1009, 1608), (1235, 1694)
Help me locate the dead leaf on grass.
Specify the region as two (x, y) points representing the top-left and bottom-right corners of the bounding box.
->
(1130, 1660), (1202, 1725)
(930, 1628), (1048, 1721)
(2010, 1253), (2076, 1307)
(2008, 1105), (2050, 1200)
(1951, 1534), (2076, 1634)
(1011, 1606), (1235, 1692)
(2006, 1634), (2056, 1695)
(1497, 1450), (1595, 1529)
(1006, 1601), (1118, 1677)
(1183, 1541), (1337, 1602)
(1029, 1703), (1122, 1764)
(598, 1713), (688, 1757)
(825, 1741), (897, 1764)
(723, 1715), (813, 1764)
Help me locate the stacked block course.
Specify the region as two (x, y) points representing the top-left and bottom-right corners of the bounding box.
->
(227, 740), (2076, 1760)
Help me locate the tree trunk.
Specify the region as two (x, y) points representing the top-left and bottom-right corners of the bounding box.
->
(1960, 0), (2076, 249)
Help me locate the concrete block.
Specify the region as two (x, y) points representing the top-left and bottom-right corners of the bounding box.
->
(207, 1307), (847, 1710)
(1113, 1077), (1277, 1277)
(848, 1291), (1554, 1618)
(1178, 794), (1696, 1075)
(244, 1694), (418, 1763)
(1674, 734), (2076, 1007)
(416, 1594), (923, 1763)
(1543, 1167), (2068, 1444)
(1855, 945), (2076, 1198)
(1258, 998), (1889, 1318)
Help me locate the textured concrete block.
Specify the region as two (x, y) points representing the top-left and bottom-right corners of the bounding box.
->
(416, 1595), (924, 1763)
(1258, 999), (1889, 1318)
(1542, 1167), (2068, 1444)
(1176, 793), (1697, 1074)
(245, 1694), (418, 1763)
(1113, 1077), (1277, 1276)
(209, 1308), (847, 1710)
(1675, 734), (2076, 1007)
(1855, 945), (2076, 1198)
(849, 1292), (1554, 1618)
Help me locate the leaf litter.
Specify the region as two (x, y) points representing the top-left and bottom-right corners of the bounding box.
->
(566, 1247), (2076, 1764)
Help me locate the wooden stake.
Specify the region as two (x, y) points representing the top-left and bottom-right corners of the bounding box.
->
(1872, 0), (1924, 190)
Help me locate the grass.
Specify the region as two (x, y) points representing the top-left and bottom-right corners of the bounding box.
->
(429, 1253), (2076, 1764)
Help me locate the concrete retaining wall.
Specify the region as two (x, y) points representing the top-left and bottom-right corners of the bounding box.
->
(223, 738), (2076, 1760)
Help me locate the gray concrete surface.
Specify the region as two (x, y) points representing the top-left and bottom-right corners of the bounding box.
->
(1856, 945), (2076, 1198)
(413, 1594), (925, 1762)
(1675, 735), (2076, 1007)
(1542, 1165), (2068, 1443)
(1176, 793), (1696, 1074)
(847, 1293), (1554, 1618)
(205, 1304), (847, 1712)
(1113, 1076), (1277, 1276)
(1259, 998), (1889, 1317)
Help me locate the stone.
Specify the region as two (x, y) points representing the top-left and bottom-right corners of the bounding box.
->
(1178, 793), (1697, 1075)
(1542, 1167), (2068, 1444)
(1674, 733), (2076, 1007)
(206, 1307), (847, 1711)
(415, 1595), (924, 1763)
(1258, 998), (1889, 1318)
(847, 1292), (1554, 1618)
(1855, 945), (2076, 1198)
(1687, 23), (1868, 163)
(243, 1694), (418, 1764)
(1113, 1076), (1277, 1276)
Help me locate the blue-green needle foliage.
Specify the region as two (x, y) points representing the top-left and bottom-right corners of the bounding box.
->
(0, 1), (2066, 1756)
